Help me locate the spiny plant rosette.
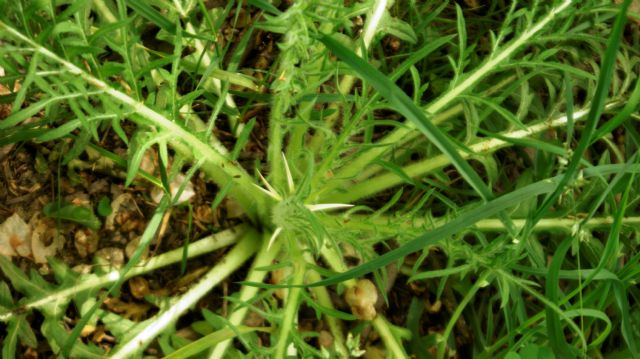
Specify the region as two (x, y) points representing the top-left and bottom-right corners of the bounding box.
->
(254, 154), (352, 251)
(0, 1), (639, 358)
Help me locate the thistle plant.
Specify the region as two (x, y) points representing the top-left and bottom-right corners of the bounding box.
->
(0, 0), (639, 358)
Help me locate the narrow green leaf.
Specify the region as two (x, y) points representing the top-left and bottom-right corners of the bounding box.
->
(545, 238), (576, 358)
(11, 51), (39, 118)
(0, 257), (47, 298)
(0, 281), (13, 309)
(36, 119), (81, 141)
(409, 264), (471, 282)
(126, 131), (164, 187)
(63, 129), (91, 164)
(613, 282), (639, 358)
(0, 92), (100, 130)
(380, 12), (417, 44)
(564, 309), (612, 350)
(455, 3), (467, 74)
(170, 21), (182, 123)
(563, 73), (574, 147)
(44, 318), (104, 358)
(231, 118), (256, 160)
(17, 315), (37, 348)
(3, 316), (24, 359)
(592, 73), (640, 142)
(163, 326), (270, 359)
(181, 204), (193, 275)
(301, 290), (356, 321)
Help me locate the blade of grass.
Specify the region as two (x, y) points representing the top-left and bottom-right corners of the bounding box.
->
(319, 33), (496, 202)
(531, 0), (631, 225)
(330, 101), (621, 203)
(164, 326), (272, 359)
(592, 74), (640, 142)
(613, 281), (639, 359)
(245, 176), (559, 288)
(330, 0), (575, 182)
(123, 0), (176, 35)
(545, 238), (579, 358)
(248, 160), (640, 289)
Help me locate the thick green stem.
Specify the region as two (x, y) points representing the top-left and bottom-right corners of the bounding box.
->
(268, 95), (287, 190)
(110, 229), (261, 359)
(274, 247), (306, 358)
(372, 316), (409, 359)
(322, 215), (640, 236)
(303, 252), (349, 357)
(0, 21), (269, 221)
(208, 234), (282, 359)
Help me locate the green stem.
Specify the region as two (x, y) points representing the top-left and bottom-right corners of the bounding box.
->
(110, 229), (261, 359)
(0, 225), (246, 322)
(0, 21), (269, 221)
(372, 316), (409, 359)
(208, 234), (282, 359)
(274, 246), (306, 358)
(437, 271), (489, 359)
(92, 0), (117, 24)
(268, 94), (287, 190)
(303, 252), (349, 357)
(320, 215), (640, 236)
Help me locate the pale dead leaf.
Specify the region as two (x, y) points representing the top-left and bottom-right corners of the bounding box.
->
(151, 174), (195, 205)
(0, 213), (31, 257)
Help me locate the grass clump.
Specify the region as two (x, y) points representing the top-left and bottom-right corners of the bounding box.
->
(0, 0), (639, 358)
